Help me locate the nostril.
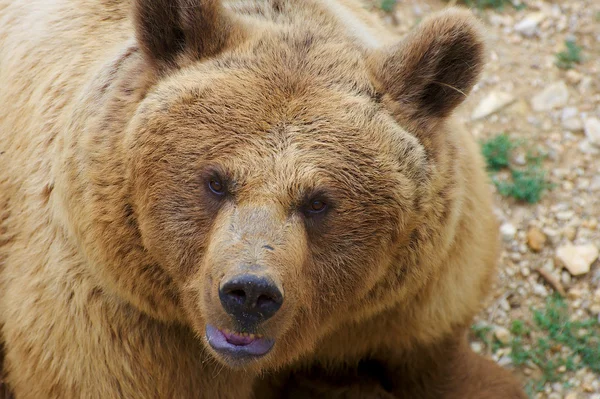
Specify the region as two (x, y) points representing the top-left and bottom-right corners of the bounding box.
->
(228, 289), (246, 305)
(256, 294), (275, 309)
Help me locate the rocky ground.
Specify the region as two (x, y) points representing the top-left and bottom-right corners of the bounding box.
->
(365, 0), (600, 397)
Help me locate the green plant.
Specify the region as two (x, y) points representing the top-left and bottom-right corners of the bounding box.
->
(379, 0), (396, 13)
(451, 0), (524, 11)
(533, 295), (600, 373)
(471, 324), (493, 346)
(555, 40), (583, 70)
(475, 295), (600, 394)
(481, 133), (515, 171)
(494, 166), (552, 203)
(510, 320), (528, 337)
(480, 134), (552, 203)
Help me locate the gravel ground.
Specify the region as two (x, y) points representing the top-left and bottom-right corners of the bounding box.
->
(365, 0), (600, 397)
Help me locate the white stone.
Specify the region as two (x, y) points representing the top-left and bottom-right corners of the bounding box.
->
(557, 211), (575, 221)
(497, 356), (513, 367)
(494, 326), (511, 345)
(584, 117), (600, 147)
(563, 117), (583, 131)
(565, 69), (582, 84)
(513, 152), (527, 166)
(471, 341), (484, 354)
(561, 106), (578, 120)
(561, 108), (582, 131)
(561, 271), (571, 285)
(531, 81), (569, 111)
(579, 140), (600, 155)
(591, 176), (600, 191)
(557, 244), (599, 276)
(514, 12), (546, 37)
(471, 91), (516, 120)
(499, 298), (511, 311)
(500, 223), (517, 242)
(579, 76), (593, 93)
(533, 283), (549, 297)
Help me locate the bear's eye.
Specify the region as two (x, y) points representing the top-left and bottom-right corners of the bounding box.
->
(307, 199), (327, 214)
(208, 178), (225, 196)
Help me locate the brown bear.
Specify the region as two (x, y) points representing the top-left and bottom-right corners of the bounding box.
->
(0, 0), (526, 397)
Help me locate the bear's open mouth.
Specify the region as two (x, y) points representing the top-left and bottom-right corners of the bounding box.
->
(205, 324), (274, 360)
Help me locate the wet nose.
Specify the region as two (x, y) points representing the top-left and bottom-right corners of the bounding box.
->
(219, 274), (283, 325)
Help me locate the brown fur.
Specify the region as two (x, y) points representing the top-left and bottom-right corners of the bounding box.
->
(0, 0), (525, 397)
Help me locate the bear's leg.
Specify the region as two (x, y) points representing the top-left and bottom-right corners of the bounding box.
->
(253, 363), (396, 399)
(256, 330), (526, 399)
(379, 331), (526, 399)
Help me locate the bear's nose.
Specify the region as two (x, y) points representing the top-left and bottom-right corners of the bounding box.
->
(219, 274), (283, 326)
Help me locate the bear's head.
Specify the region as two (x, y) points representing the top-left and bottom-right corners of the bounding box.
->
(75, 0), (484, 370)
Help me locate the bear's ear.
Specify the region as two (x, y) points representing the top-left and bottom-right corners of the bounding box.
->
(132, 0), (244, 71)
(369, 9), (485, 130)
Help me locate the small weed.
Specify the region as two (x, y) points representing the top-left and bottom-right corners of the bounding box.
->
(533, 295), (600, 373)
(473, 295), (600, 393)
(481, 133), (515, 171)
(450, 0), (523, 11)
(510, 320), (529, 337)
(514, 3), (527, 11)
(555, 40), (583, 70)
(379, 0), (396, 13)
(471, 324), (493, 346)
(480, 134), (552, 203)
(514, 295), (600, 389)
(495, 166), (553, 203)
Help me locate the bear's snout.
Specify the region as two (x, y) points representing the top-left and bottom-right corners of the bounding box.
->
(219, 274), (284, 328)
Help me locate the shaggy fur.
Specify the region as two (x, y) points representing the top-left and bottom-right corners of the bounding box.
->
(0, 0), (525, 397)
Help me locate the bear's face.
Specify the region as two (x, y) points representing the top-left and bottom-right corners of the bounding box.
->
(127, 37), (426, 368)
(122, 0), (483, 369)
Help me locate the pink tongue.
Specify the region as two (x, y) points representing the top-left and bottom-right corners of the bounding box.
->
(222, 330), (256, 346)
